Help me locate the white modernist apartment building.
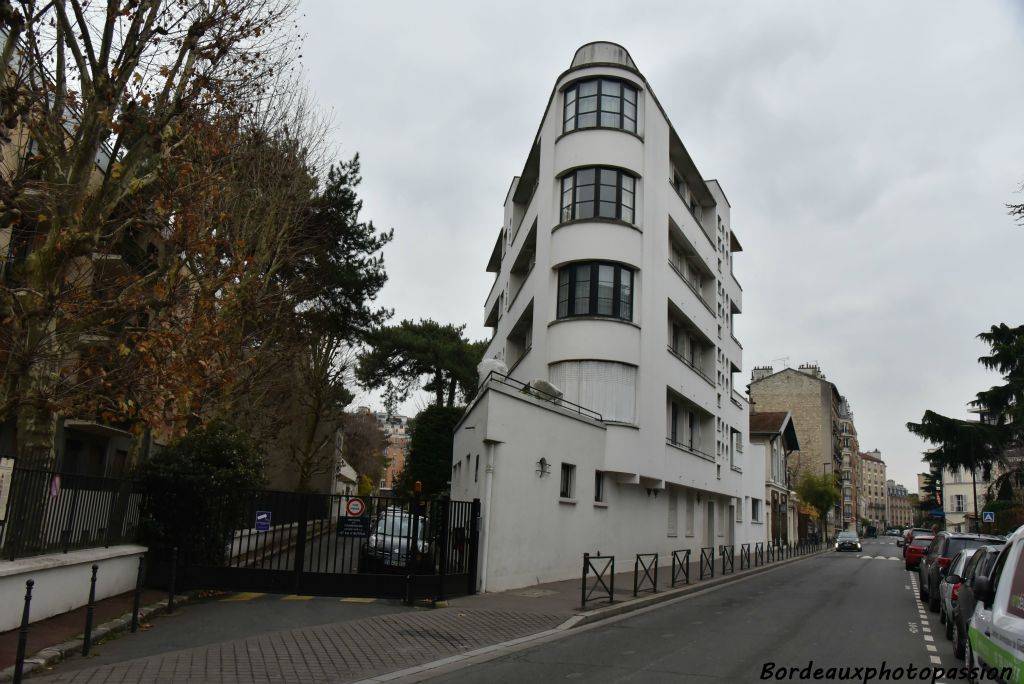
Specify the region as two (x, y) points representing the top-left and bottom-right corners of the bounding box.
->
(451, 42), (762, 592)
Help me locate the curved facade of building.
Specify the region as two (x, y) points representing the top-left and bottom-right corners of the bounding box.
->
(453, 43), (761, 592)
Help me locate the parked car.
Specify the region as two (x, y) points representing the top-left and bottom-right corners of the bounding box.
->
(919, 532), (1004, 612)
(886, 528), (902, 537)
(901, 527), (933, 553)
(952, 543), (1006, 659)
(835, 531), (862, 552)
(938, 549), (976, 640)
(359, 507), (433, 573)
(904, 535), (934, 571)
(966, 526), (1024, 680)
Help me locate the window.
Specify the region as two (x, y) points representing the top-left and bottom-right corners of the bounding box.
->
(594, 471), (605, 503)
(560, 463), (576, 499)
(560, 168), (636, 224)
(474, 454), (479, 483)
(953, 494), (966, 513)
(551, 360), (637, 423)
(752, 498), (762, 522)
(563, 78), (638, 133)
(557, 262), (634, 321)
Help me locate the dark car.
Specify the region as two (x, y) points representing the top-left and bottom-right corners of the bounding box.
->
(951, 543), (1006, 659)
(901, 527), (933, 554)
(359, 507), (433, 573)
(919, 532), (1004, 612)
(835, 531), (862, 552)
(905, 535), (934, 571)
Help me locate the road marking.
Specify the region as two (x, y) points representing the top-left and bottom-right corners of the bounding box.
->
(340, 597), (376, 603)
(930, 656), (942, 664)
(922, 626), (931, 633)
(220, 592), (266, 602)
(282, 595), (314, 601)
(926, 644), (937, 652)
(924, 635), (934, 642)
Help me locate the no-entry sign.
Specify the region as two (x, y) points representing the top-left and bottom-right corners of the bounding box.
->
(346, 497), (366, 517)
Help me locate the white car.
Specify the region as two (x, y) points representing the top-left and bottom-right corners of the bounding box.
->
(939, 549), (976, 641)
(966, 526), (1024, 683)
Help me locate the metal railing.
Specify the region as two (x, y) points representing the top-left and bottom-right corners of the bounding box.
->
(485, 372), (603, 421)
(666, 345), (715, 386)
(754, 542), (764, 567)
(1, 467), (142, 561)
(699, 547), (714, 580)
(665, 437), (715, 462)
(634, 553), (657, 596)
(671, 549), (690, 587)
(581, 553), (615, 608)
(740, 543), (751, 570)
(720, 545), (735, 574)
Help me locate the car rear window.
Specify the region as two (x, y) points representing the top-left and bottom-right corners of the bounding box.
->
(945, 538), (994, 557)
(912, 538), (934, 548)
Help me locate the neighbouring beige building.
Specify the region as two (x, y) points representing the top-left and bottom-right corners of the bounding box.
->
(749, 411), (800, 545)
(859, 449), (887, 530)
(375, 412), (410, 493)
(838, 398), (861, 531)
(887, 480), (913, 529)
(749, 364), (844, 539)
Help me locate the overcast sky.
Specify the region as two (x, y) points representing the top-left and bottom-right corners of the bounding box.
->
(296, 1), (1024, 494)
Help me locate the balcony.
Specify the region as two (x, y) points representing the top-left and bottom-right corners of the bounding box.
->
(666, 436), (715, 462)
(667, 345), (714, 388)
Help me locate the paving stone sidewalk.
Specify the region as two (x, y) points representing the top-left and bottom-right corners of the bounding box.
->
(31, 608), (564, 684)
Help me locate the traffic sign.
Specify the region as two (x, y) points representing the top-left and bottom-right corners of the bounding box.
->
(346, 497), (366, 517)
(337, 516), (370, 537)
(983, 511), (995, 523)
(255, 510), (271, 531)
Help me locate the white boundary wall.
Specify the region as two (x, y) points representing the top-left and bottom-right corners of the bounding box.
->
(0, 545), (146, 631)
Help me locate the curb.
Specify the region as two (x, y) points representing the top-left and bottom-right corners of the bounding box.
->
(351, 548), (830, 683)
(0, 592), (198, 683)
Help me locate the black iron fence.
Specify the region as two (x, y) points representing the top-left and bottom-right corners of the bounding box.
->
(671, 549), (690, 587)
(740, 543), (751, 570)
(699, 546), (714, 580)
(720, 544), (735, 574)
(581, 553), (615, 607)
(633, 553), (657, 596)
(754, 542), (764, 567)
(1, 466), (142, 561)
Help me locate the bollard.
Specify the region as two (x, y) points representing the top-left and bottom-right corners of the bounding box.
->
(13, 579), (34, 684)
(167, 547), (178, 614)
(82, 564), (99, 656)
(131, 555), (146, 633)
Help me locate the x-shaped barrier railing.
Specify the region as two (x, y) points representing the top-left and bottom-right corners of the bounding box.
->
(720, 544), (735, 574)
(699, 546), (715, 580)
(581, 553), (615, 608)
(634, 553), (658, 596)
(740, 543), (751, 570)
(754, 542), (764, 567)
(671, 549), (690, 587)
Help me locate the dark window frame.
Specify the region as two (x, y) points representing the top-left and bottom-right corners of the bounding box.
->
(563, 77), (638, 133)
(556, 261), (634, 321)
(560, 167), (636, 224)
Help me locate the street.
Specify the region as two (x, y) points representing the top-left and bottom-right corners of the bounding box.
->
(423, 537), (958, 683)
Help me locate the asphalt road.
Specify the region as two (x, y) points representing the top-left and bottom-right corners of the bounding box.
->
(426, 537), (959, 683)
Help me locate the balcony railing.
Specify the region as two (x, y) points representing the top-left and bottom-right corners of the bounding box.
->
(667, 346), (714, 386)
(667, 260), (715, 315)
(666, 437), (715, 462)
(484, 371), (603, 421)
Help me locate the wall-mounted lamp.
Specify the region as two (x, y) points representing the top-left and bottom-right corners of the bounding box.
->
(646, 488), (659, 498)
(535, 457), (551, 477)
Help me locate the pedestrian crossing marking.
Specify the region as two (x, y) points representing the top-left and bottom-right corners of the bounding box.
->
(221, 592), (266, 602)
(282, 595), (314, 601)
(340, 597), (377, 603)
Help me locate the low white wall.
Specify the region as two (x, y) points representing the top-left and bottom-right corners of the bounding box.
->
(0, 545), (146, 631)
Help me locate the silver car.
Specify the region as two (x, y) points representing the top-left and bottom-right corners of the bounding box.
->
(939, 548), (976, 640)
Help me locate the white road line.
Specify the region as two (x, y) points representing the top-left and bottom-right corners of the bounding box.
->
(924, 635), (934, 642)
(926, 645), (937, 652)
(930, 656), (942, 664)
(922, 627), (931, 633)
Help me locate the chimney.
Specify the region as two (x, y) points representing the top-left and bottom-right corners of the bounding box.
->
(751, 366), (773, 382)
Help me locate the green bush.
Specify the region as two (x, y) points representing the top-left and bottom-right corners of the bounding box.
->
(137, 422), (267, 565)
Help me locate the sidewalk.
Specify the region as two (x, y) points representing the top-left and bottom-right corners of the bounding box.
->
(22, 548), (825, 683)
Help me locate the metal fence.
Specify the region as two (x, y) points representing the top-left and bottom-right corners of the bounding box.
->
(1, 467), (142, 561)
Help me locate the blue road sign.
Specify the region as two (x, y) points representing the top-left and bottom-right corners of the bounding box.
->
(983, 511), (995, 523)
(255, 510), (271, 531)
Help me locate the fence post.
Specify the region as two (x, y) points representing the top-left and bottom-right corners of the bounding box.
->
(435, 497), (450, 606)
(13, 579), (33, 684)
(581, 552), (589, 609)
(467, 498), (481, 595)
(633, 555), (639, 597)
(131, 555), (146, 633)
(82, 564), (98, 656)
(167, 547), (178, 614)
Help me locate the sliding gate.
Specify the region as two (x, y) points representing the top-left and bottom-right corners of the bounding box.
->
(180, 492), (480, 601)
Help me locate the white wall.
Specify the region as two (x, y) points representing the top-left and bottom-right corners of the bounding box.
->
(0, 545), (146, 631)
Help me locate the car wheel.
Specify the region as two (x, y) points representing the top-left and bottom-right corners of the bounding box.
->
(919, 579), (928, 601)
(952, 617), (965, 659)
(928, 586), (940, 613)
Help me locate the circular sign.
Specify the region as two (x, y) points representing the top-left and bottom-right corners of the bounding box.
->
(346, 497), (366, 517)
